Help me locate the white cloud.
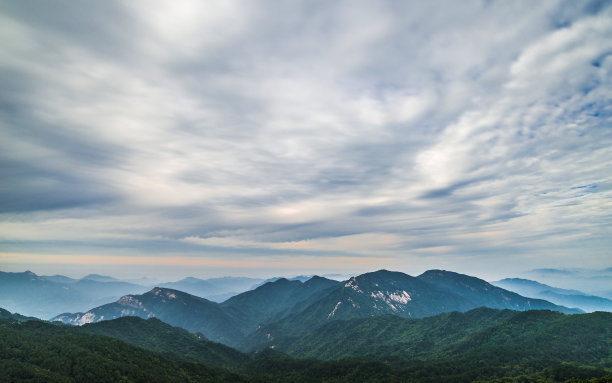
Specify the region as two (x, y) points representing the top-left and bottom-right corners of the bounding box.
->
(0, 0), (610, 277)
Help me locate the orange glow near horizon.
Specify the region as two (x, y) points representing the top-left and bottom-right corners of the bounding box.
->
(0, 252), (396, 270)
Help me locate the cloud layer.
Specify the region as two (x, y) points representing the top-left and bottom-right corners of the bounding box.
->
(1, 0), (611, 279)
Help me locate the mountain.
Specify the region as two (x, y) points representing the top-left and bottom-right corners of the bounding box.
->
(282, 308), (612, 362)
(492, 278), (612, 313)
(124, 276), (163, 285)
(52, 287), (246, 345)
(72, 278), (150, 300)
(316, 270), (476, 316)
(0, 318), (248, 382)
(4, 308), (610, 383)
(0, 270), (149, 319)
(239, 270), (475, 350)
(525, 268), (612, 296)
(40, 274), (79, 284)
(50, 269), (581, 351)
(0, 307), (248, 369)
(252, 275), (341, 289)
(81, 273), (121, 282)
(159, 277), (216, 294)
(0, 307), (40, 322)
(417, 270), (581, 313)
(492, 277), (586, 296)
(596, 289), (612, 300)
(77, 316), (250, 369)
(239, 269), (581, 351)
(3, 297), (612, 383)
(221, 276), (340, 333)
(534, 290), (612, 314)
(53, 276), (340, 346)
(158, 276), (263, 302)
(283, 307), (516, 359)
(0, 269), (267, 318)
(259, 276), (310, 284)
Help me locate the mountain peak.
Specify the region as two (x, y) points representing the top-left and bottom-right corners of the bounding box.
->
(81, 274), (119, 282)
(419, 269), (486, 285)
(303, 275), (338, 289)
(22, 270), (41, 281)
(498, 277), (532, 282)
(262, 278), (301, 288)
(417, 270), (581, 314)
(117, 295), (142, 308)
(343, 276), (361, 291)
(419, 269), (456, 277)
(149, 287), (184, 298)
(359, 269), (411, 280)
(306, 275), (324, 281)
(367, 269), (393, 275)
(180, 277), (205, 283)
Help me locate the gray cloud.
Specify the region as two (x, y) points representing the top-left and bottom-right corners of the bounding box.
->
(0, 0), (611, 279)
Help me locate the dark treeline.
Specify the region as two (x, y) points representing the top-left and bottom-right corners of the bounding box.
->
(1, 307), (611, 382)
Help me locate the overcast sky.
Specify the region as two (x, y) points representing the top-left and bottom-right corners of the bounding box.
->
(1, 0), (611, 281)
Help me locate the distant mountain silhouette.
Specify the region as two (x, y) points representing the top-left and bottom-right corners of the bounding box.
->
(492, 277), (612, 312)
(0, 270), (149, 319)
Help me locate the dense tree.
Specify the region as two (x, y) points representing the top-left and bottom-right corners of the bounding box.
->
(1, 308), (610, 382)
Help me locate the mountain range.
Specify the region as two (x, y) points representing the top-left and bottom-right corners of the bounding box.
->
(0, 307), (40, 322)
(52, 276), (342, 346)
(52, 269), (582, 350)
(0, 270), (150, 319)
(239, 269), (582, 350)
(0, 271), (265, 319)
(2, 267), (611, 381)
(2, 306), (611, 382)
(157, 276), (264, 302)
(492, 278), (612, 313)
(280, 307), (612, 361)
(53, 287), (247, 345)
(6, 268), (607, 322)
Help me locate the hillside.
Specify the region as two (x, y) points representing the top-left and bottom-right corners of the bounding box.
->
(51, 270), (582, 351)
(282, 308), (612, 364)
(492, 278), (612, 313)
(0, 270), (149, 319)
(0, 318), (249, 382)
(77, 316), (249, 369)
(221, 276), (340, 333)
(3, 308), (611, 382)
(417, 270), (581, 313)
(158, 276), (263, 302)
(239, 270), (580, 350)
(53, 287), (246, 345)
(0, 307), (40, 322)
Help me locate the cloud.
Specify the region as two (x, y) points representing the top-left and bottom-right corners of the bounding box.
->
(0, 0), (611, 278)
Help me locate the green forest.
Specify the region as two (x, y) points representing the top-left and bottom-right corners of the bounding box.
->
(1, 308), (611, 382)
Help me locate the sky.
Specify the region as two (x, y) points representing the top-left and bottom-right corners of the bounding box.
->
(0, 0), (611, 282)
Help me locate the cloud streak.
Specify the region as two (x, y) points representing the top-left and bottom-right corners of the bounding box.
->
(1, 0), (611, 279)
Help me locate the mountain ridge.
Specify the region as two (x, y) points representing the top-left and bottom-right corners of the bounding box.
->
(53, 287), (246, 345)
(492, 277), (612, 312)
(50, 269), (582, 350)
(3, 306), (610, 383)
(237, 269), (580, 351)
